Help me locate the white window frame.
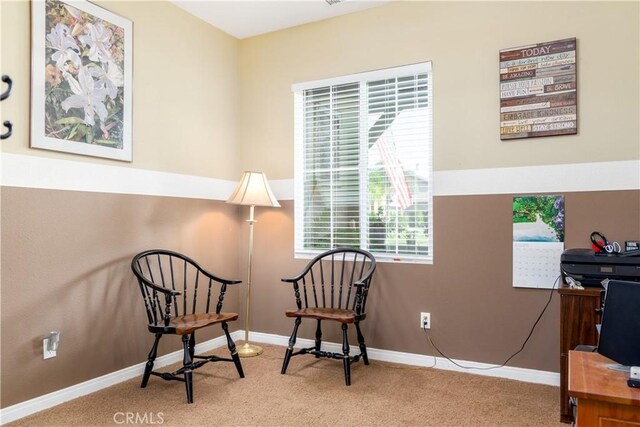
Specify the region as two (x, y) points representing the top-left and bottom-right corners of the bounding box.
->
(293, 62), (433, 264)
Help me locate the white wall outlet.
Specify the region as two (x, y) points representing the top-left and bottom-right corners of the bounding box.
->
(43, 338), (57, 359)
(420, 312), (431, 329)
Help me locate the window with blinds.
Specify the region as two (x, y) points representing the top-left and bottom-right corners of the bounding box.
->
(293, 62), (433, 264)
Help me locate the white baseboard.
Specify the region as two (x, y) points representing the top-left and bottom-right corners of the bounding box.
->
(0, 333), (240, 425)
(248, 331), (560, 386)
(0, 329), (558, 424)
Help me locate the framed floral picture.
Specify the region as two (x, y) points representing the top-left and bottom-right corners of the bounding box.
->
(31, 0), (132, 161)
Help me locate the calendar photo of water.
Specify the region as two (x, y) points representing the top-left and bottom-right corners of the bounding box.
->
(513, 195), (565, 242)
(513, 216), (561, 242)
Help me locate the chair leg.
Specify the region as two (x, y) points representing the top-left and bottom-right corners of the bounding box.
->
(342, 323), (351, 386)
(222, 322), (244, 378)
(182, 335), (194, 404)
(141, 333), (162, 388)
(189, 332), (196, 361)
(281, 317), (301, 375)
(355, 321), (369, 365)
(315, 319), (322, 358)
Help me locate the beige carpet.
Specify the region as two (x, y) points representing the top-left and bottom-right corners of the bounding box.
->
(11, 344), (561, 426)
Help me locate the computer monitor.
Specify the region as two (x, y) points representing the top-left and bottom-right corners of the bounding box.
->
(597, 280), (640, 368)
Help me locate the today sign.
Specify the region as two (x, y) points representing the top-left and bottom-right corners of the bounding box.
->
(499, 38), (578, 140)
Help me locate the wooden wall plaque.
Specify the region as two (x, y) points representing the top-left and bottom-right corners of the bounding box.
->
(500, 38), (577, 140)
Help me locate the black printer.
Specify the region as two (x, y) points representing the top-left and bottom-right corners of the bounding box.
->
(561, 248), (640, 287)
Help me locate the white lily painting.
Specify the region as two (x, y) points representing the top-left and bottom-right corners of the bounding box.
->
(32, 0), (132, 161)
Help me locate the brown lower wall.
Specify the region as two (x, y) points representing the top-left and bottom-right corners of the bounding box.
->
(1, 187), (638, 408)
(245, 191), (640, 373)
(0, 187), (242, 408)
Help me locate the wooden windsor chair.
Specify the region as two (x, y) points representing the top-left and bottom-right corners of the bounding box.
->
(280, 248), (376, 385)
(131, 249), (244, 403)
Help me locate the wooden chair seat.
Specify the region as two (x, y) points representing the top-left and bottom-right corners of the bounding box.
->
(285, 307), (356, 324)
(170, 312), (239, 335)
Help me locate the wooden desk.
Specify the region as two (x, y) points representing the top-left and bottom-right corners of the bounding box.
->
(568, 350), (640, 426)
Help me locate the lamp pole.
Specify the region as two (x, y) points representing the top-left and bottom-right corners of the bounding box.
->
(238, 204), (263, 357)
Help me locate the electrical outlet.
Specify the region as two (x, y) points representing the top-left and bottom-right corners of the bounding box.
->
(420, 312), (431, 329)
(43, 338), (57, 359)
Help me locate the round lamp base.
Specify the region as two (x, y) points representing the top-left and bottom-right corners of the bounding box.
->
(237, 342), (263, 358)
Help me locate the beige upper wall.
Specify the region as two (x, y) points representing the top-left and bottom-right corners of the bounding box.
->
(0, 0), (241, 180)
(3, 1), (637, 182)
(239, 1), (640, 179)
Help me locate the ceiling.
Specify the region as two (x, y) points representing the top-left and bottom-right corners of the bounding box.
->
(169, 0), (390, 39)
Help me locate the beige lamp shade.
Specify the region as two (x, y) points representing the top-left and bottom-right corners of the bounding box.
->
(227, 171), (281, 207)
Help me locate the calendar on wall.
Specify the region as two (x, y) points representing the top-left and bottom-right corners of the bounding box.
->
(512, 195), (565, 289)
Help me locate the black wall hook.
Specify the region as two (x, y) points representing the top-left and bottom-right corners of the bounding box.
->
(1, 121), (13, 140)
(1, 75), (12, 101)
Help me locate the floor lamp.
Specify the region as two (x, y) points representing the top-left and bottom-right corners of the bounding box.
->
(227, 171), (280, 357)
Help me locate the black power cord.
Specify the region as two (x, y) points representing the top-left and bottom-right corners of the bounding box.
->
(423, 275), (560, 370)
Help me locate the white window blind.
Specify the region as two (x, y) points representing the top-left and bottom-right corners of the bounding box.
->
(294, 62), (433, 264)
